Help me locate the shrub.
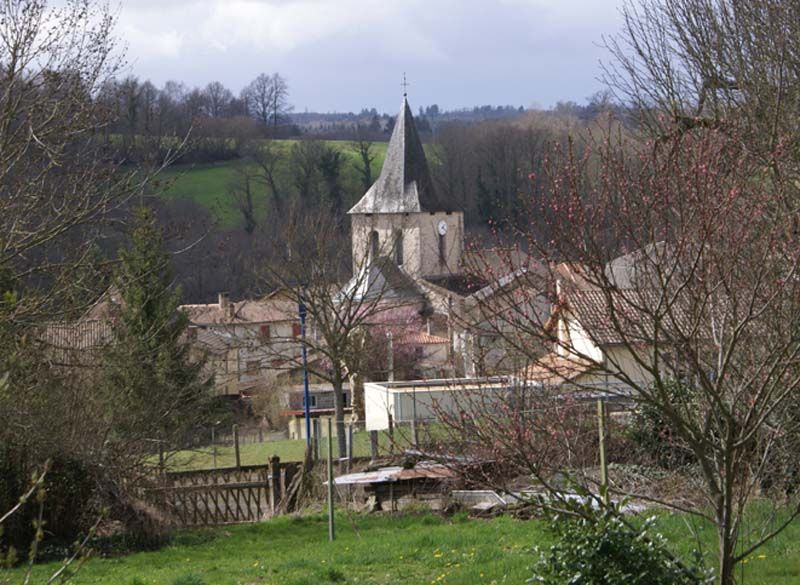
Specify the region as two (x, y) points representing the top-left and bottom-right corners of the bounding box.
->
(530, 508), (710, 585)
(626, 380), (696, 469)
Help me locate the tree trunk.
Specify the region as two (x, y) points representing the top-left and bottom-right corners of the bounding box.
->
(350, 372), (365, 421)
(332, 376), (347, 459)
(718, 524), (736, 585)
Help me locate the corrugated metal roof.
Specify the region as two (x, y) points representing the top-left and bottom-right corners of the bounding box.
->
(333, 462), (455, 486)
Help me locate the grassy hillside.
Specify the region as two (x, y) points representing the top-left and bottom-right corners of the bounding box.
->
(156, 140), (389, 230)
(8, 511), (799, 584)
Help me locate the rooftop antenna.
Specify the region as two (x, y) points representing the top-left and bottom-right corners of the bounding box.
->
(401, 72), (409, 98)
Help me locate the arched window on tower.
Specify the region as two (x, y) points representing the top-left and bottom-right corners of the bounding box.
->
(369, 230), (379, 260)
(394, 229), (404, 266)
(438, 232), (446, 265)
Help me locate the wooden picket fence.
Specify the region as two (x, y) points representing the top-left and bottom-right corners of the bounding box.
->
(145, 457), (300, 527)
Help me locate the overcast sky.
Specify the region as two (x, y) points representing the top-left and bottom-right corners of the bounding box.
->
(115, 0), (625, 113)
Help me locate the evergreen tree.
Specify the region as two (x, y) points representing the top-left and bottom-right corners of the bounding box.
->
(102, 206), (211, 451)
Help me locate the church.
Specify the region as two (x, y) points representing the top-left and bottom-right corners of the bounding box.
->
(344, 96), (543, 378)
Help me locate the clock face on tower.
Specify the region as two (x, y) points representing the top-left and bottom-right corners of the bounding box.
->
(437, 220), (448, 236)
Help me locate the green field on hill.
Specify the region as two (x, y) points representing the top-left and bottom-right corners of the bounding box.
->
(156, 140), (389, 230)
(6, 510), (799, 584)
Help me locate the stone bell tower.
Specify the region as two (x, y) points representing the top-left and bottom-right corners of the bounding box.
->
(348, 97), (463, 279)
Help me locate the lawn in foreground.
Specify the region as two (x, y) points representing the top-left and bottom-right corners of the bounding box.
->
(12, 513), (544, 585)
(7, 511), (800, 585)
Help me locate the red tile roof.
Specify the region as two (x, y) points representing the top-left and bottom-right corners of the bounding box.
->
(520, 353), (596, 385)
(398, 331), (449, 345)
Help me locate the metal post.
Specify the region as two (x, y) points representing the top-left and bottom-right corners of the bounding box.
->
(388, 413), (394, 455)
(369, 430), (379, 461)
(327, 417), (335, 541)
(233, 424), (241, 469)
(597, 399), (609, 506)
(346, 423), (353, 461)
(313, 419), (321, 460)
(269, 455), (281, 512)
(411, 385), (419, 448)
(299, 297), (312, 447)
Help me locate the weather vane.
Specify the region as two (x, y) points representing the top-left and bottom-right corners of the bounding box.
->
(401, 72), (409, 97)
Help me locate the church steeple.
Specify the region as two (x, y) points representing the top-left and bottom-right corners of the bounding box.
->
(348, 98), (451, 214)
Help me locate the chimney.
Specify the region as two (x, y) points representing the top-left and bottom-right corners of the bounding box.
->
(218, 292), (229, 309)
(219, 292), (234, 319)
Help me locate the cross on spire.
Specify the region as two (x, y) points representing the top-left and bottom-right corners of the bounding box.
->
(401, 72), (409, 97)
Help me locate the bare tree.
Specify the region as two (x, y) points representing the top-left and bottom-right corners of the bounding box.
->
(267, 73), (292, 133)
(604, 0), (800, 190)
(257, 204), (423, 457)
(229, 162), (259, 235)
(203, 81), (233, 118)
(242, 72), (292, 132)
(350, 126), (376, 192)
(0, 0), (182, 551)
(443, 128), (800, 584)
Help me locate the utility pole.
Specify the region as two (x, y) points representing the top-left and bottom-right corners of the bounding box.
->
(299, 297), (311, 446)
(327, 417), (335, 541)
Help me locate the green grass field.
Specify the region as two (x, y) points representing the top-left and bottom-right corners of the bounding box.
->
(167, 430), (408, 470)
(5, 511), (799, 584)
(156, 140), (389, 230)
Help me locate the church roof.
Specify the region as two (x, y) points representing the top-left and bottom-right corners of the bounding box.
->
(340, 256), (426, 301)
(348, 98), (452, 214)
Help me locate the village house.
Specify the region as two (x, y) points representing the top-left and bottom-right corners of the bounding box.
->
(179, 291), (306, 399)
(283, 383), (353, 440)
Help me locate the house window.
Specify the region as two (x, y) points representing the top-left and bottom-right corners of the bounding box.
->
(438, 233), (446, 264)
(415, 346), (424, 360)
(343, 392), (350, 408)
(394, 230), (404, 266)
(259, 324), (271, 340)
(246, 360), (259, 374)
(303, 395), (317, 408)
(369, 230), (379, 259)
(292, 323), (302, 338)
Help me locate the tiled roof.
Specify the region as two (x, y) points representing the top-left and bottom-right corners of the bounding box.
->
(424, 274), (487, 297)
(180, 298), (296, 325)
(348, 97), (453, 214)
(565, 288), (686, 346)
(39, 320), (113, 350)
(520, 353), (596, 385)
(398, 331), (449, 345)
(190, 328), (235, 354)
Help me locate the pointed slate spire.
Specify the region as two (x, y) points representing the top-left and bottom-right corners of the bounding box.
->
(348, 98), (450, 214)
